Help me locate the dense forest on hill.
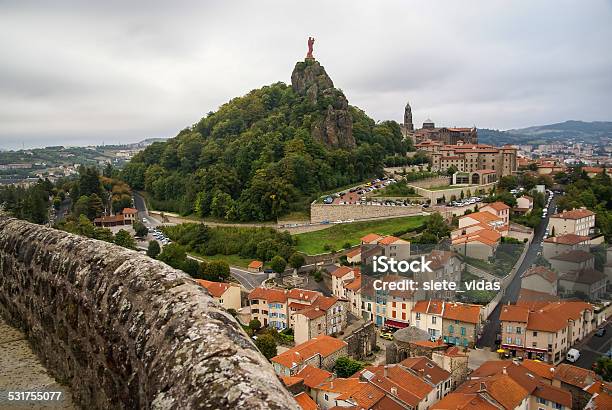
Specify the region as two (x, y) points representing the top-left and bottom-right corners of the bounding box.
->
(122, 80), (409, 221)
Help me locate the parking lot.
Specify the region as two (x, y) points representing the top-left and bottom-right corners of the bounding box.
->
(322, 177), (398, 205)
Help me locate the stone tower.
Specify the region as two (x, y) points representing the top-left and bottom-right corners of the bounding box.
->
(404, 102), (414, 131)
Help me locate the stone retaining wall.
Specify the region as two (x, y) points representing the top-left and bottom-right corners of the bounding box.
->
(0, 217), (297, 410)
(310, 203), (421, 223)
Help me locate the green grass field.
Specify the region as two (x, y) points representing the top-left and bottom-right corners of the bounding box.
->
(188, 252), (255, 269)
(294, 215), (427, 255)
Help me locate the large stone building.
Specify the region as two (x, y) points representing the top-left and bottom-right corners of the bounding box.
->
(499, 301), (594, 364)
(413, 118), (478, 145)
(415, 140), (517, 179)
(549, 208), (596, 237)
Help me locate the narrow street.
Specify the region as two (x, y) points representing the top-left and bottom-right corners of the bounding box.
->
(477, 195), (556, 349)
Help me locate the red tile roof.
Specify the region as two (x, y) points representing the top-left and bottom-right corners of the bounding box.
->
(271, 335), (347, 369)
(431, 392), (499, 410)
(458, 374), (529, 410)
(443, 303), (481, 324)
(550, 249), (594, 263)
(294, 392), (318, 410)
(551, 208), (595, 220)
(331, 265), (354, 278)
(248, 287), (287, 303)
(361, 233), (383, 243)
(554, 363), (598, 388)
(543, 233), (590, 245)
(121, 207), (138, 214)
(521, 266), (557, 283)
(399, 356), (451, 385)
(248, 260), (263, 269)
(195, 279), (232, 298)
(482, 201), (510, 212)
(296, 365), (333, 389)
(499, 305), (529, 323)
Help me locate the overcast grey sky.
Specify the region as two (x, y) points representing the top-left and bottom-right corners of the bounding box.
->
(1, 0), (611, 149)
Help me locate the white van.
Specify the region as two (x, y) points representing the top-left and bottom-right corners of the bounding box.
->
(566, 348), (581, 362)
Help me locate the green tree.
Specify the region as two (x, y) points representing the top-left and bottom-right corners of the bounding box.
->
(270, 255), (287, 274)
(203, 260), (231, 281)
(158, 243), (187, 269)
(114, 229), (136, 249)
(255, 334), (277, 360)
(249, 319), (262, 332)
(133, 221), (148, 237)
(147, 240), (161, 258)
(93, 227), (114, 242)
(73, 195), (91, 219)
(334, 357), (365, 378)
(288, 253), (305, 270)
(594, 356), (612, 382)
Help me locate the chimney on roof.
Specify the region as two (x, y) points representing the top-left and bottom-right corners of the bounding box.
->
(502, 367), (507, 375)
(390, 387), (397, 395)
(384, 366), (388, 377)
(479, 382), (486, 392)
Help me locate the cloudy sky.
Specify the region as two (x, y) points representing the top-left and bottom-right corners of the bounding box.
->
(1, 1), (611, 149)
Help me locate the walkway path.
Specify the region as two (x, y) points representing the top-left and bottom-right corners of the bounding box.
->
(0, 318), (76, 409)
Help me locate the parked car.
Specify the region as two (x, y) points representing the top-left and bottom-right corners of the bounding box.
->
(566, 348), (581, 363)
(595, 327), (606, 337)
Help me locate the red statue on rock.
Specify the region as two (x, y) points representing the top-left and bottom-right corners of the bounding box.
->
(306, 36), (315, 60)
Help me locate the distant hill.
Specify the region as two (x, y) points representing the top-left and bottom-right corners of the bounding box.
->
(479, 120), (612, 145)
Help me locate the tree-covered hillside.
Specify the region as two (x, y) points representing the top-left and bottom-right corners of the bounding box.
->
(122, 64), (409, 221)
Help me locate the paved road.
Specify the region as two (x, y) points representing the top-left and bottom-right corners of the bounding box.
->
(477, 195), (556, 349)
(186, 253), (268, 290)
(133, 192), (160, 226)
(572, 321), (612, 369)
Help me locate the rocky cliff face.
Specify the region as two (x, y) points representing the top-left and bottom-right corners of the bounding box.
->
(291, 59), (355, 149)
(0, 217), (298, 410)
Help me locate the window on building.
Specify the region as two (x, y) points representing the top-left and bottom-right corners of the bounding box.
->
(516, 327), (521, 334)
(416, 313), (421, 320)
(533, 331), (538, 337)
(461, 327), (466, 336)
(432, 316), (437, 324)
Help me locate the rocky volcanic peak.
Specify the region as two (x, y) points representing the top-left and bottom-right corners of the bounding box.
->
(291, 59), (355, 149)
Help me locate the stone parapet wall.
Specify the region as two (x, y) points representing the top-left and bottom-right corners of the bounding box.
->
(310, 204), (421, 223)
(0, 217), (297, 410)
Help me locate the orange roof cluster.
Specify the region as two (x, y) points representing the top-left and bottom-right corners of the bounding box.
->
(452, 227), (501, 247)
(121, 207), (138, 214)
(551, 208), (595, 220)
(521, 266), (557, 283)
(543, 233), (590, 245)
(431, 392), (499, 410)
(271, 335), (347, 369)
(195, 279), (233, 298)
(582, 166), (604, 174)
(467, 360), (572, 409)
(345, 247), (361, 258)
(458, 374), (529, 410)
(249, 286), (324, 305)
(500, 301), (593, 332)
(315, 360), (449, 409)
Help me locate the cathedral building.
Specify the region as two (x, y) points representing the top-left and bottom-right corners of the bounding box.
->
(401, 101), (478, 145)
